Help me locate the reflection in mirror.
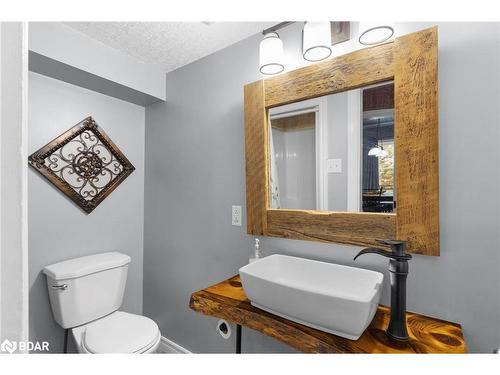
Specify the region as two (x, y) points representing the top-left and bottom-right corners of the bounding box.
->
(269, 82), (395, 213)
(270, 111), (317, 210)
(362, 83), (395, 213)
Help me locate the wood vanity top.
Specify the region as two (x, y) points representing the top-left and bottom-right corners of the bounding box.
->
(189, 275), (466, 354)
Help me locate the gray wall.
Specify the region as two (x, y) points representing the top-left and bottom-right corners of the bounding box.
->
(28, 72), (145, 352)
(326, 92), (349, 211)
(144, 22), (500, 353)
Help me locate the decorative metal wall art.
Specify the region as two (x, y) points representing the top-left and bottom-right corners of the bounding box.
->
(28, 116), (135, 214)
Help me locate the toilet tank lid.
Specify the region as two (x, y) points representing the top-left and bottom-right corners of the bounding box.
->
(43, 252), (131, 281)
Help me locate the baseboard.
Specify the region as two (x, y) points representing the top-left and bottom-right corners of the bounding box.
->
(157, 336), (191, 353)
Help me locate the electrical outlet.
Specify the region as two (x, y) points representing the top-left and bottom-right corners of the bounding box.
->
(232, 205), (242, 226)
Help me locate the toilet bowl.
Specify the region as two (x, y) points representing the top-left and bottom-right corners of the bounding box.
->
(72, 311), (161, 354)
(43, 252), (161, 354)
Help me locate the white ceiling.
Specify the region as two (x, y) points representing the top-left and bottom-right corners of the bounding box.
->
(64, 22), (275, 73)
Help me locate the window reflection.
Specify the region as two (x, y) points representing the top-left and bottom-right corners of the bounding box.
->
(362, 83), (395, 213)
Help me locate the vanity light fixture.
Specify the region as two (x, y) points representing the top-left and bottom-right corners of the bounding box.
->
(358, 22), (394, 45)
(259, 32), (285, 75)
(302, 22), (332, 62)
(258, 22), (351, 74)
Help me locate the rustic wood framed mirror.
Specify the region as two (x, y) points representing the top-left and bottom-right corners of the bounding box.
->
(244, 27), (439, 256)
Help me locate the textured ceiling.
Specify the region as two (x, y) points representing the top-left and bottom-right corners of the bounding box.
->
(64, 22), (275, 72)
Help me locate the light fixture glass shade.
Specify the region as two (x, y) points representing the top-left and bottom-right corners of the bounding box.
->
(259, 32), (285, 75)
(377, 148), (388, 158)
(358, 22), (394, 45)
(368, 146), (382, 156)
(302, 22), (332, 62)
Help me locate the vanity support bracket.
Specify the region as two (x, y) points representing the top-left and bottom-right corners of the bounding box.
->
(236, 324), (242, 354)
(63, 328), (69, 353)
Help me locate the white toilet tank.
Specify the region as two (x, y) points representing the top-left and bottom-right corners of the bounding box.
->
(43, 252), (131, 329)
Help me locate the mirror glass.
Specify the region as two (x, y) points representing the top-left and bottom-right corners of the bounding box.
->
(269, 82), (395, 213)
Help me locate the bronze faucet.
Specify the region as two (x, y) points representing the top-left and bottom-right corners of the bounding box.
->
(354, 239), (412, 341)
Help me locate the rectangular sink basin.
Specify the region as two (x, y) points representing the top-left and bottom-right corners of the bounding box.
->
(239, 254), (384, 340)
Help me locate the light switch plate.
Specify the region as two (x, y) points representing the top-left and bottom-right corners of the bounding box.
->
(232, 205), (242, 226)
(327, 158), (342, 173)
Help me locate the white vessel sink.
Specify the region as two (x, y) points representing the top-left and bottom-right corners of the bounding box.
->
(239, 254), (384, 340)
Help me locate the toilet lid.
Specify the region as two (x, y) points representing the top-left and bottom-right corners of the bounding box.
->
(82, 311), (160, 353)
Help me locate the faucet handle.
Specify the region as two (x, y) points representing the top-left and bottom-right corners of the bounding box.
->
(376, 239), (406, 247)
(376, 239), (410, 256)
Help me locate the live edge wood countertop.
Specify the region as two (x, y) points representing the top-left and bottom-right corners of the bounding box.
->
(189, 275), (466, 354)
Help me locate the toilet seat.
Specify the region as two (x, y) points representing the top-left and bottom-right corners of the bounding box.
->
(78, 311), (160, 353)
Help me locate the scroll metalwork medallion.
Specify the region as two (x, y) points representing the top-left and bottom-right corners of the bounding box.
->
(28, 116), (135, 213)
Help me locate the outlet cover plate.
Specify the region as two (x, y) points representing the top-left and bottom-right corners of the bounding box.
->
(232, 205), (242, 226)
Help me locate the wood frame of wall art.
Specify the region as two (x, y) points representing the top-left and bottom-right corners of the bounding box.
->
(244, 26), (439, 256)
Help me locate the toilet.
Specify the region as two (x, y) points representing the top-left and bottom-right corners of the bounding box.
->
(43, 252), (161, 353)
